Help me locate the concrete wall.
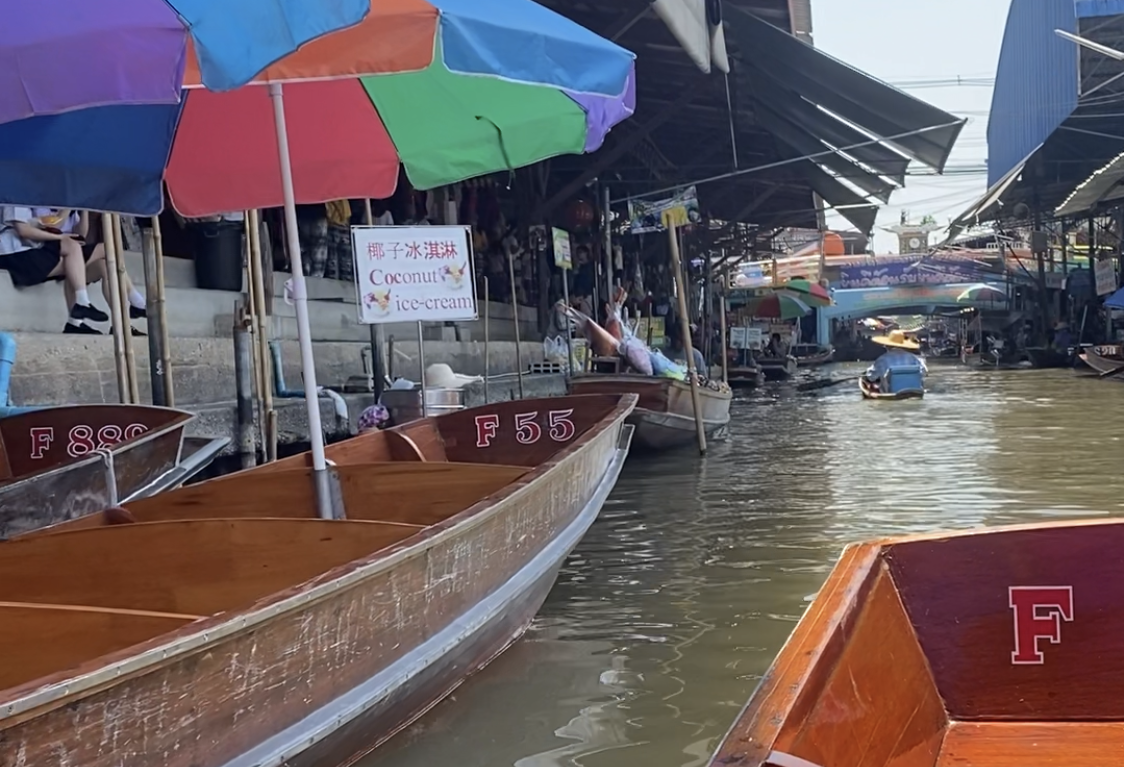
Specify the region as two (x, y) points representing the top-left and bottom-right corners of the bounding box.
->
(0, 250), (541, 343)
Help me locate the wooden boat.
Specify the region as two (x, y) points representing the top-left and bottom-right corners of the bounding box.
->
(568, 374), (731, 450)
(1079, 344), (1124, 376)
(0, 404), (227, 538)
(792, 344), (834, 367)
(707, 518), (1124, 767)
(0, 393), (635, 766)
(759, 355), (798, 381)
(859, 369), (924, 400)
(1024, 345), (1072, 368)
(729, 363), (765, 388)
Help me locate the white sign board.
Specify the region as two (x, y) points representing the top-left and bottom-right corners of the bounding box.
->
(352, 225), (477, 324)
(1095, 258), (1117, 296)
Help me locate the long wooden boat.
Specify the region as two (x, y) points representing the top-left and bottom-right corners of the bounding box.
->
(1024, 345), (1072, 369)
(0, 404), (226, 538)
(858, 376), (924, 400)
(759, 355), (797, 381)
(792, 344), (834, 367)
(0, 393), (635, 766)
(707, 518), (1124, 767)
(1079, 344), (1124, 376)
(568, 374), (731, 450)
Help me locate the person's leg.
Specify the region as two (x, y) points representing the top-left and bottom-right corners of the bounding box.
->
(44, 239), (108, 330)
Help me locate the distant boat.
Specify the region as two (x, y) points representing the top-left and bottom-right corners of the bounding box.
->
(1079, 344), (1124, 376)
(758, 355), (797, 381)
(0, 394), (635, 765)
(792, 344), (834, 367)
(569, 374), (731, 450)
(859, 366), (924, 400)
(0, 404), (227, 538)
(707, 518), (1120, 767)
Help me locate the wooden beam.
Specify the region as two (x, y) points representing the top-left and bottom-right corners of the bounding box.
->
(533, 83), (701, 220)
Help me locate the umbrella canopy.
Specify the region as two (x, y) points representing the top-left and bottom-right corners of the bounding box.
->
(741, 293), (812, 320)
(0, 0), (371, 124)
(956, 283), (1006, 302)
(1105, 286), (1124, 310)
(779, 278), (832, 307)
(0, 59), (636, 216)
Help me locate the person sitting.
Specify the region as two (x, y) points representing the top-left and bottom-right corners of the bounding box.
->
(0, 206), (109, 334)
(863, 329), (925, 389)
(33, 208), (147, 335)
(765, 332), (788, 358)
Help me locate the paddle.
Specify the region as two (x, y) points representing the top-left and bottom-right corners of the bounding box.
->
(797, 375), (858, 392)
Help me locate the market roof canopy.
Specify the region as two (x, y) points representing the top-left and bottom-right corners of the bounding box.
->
(724, 7), (965, 232)
(1055, 150), (1124, 218)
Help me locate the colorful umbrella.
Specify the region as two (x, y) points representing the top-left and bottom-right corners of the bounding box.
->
(956, 283), (1006, 302)
(0, 0), (636, 517)
(0, 0), (370, 124)
(741, 293), (812, 320)
(779, 278), (832, 307)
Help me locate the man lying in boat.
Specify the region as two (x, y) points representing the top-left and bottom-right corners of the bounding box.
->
(861, 329), (925, 392)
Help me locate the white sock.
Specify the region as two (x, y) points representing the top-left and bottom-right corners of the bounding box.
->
(74, 289), (91, 307)
(128, 288), (146, 310)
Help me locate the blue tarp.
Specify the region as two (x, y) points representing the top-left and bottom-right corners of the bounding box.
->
(1104, 285), (1124, 310)
(1075, 0), (1124, 18)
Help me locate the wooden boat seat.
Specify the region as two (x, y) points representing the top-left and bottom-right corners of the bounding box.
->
(0, 602), (199, 694)
(937, 722), (1124, 766)
(19, 462), (528, 537)
(0, 518), (420, 616)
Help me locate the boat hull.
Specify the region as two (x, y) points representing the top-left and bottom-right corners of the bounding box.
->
(1080, 346), (1124, 375)
(727, 366), (764, 387)
(0, 397), (635, 767)
(859, 377), (923, 400)
(568, 375), (731, 451)
(0, 405), (202, 538)
(759, 357), (797, 381)
(795, 348), (834, 367)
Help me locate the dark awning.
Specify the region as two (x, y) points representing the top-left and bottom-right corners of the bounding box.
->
(1055, 150), (1124, 218)
(723, 7), (964, 233)
(725, 7), (965, 171)
(943, 152), (1033, 242)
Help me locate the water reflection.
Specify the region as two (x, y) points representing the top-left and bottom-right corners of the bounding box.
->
(366, 365), (1124, 766)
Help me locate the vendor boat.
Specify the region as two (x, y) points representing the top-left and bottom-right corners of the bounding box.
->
(728, 364), (765, 387)
(568, 374), (731, 451)
(1025, 345), (1073, 369)
(792, 344), (834, 367)
(0, 404), (227, 538)
(859, 369), (925, 400)
(707, 517), (1124, 767)
(0, 394), (635, 767)
(759, 355), (798, 381)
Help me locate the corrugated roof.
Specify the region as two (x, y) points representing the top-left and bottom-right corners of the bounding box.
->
(1056, 150), (1124, 216)
(1076, 0), (1124, 18)
(987, 0), (1078, 187)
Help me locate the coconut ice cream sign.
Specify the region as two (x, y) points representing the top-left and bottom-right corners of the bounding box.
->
(352, 225), (477, 324)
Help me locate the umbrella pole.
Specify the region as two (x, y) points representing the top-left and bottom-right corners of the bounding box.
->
(508, 249), (524, 398)
(269, 82), (335, 520)
(668, 221), (707, 454)
(100, 213), (130, 404)
(247, 209), (276, 461)
(719, 276), (729, 384)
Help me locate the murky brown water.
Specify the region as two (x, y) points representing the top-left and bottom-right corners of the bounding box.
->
(366, 362), (1124, 766)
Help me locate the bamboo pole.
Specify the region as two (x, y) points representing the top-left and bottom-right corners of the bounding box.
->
(508, 249), (524, 398)
(719, 277), (729, 384)
(151, 216), (174, 405)
(668, 220), (706, 453)
(243, 213), (265, 461)
(363, 200), (387, 403)
(140, 228), (169, 406)
(484, 275), (490, 403)
(100, 213), (130, 403)
(247, 209), (277, 462)
(112, 216), (139, 403)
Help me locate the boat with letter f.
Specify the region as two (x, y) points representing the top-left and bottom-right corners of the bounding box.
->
(0, 393), (634, 766)
(707, 518), (1121, 767)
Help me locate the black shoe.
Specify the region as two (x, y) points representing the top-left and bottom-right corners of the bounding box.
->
(70, 303), (109, 323)
(64, 322), (102, 335)
(129, 305), (147, 319)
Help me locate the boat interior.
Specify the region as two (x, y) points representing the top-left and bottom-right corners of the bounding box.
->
(0, 395), (623, 703)
(725, 520), (1124, 767)
(0, 404), (192, 484)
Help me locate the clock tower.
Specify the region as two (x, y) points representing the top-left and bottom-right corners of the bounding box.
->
(884, 214), (942, 255)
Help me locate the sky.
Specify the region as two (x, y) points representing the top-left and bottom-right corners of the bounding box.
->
(811, 0), (1012, 253)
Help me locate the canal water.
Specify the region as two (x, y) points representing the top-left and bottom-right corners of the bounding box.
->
(368, 362), (1124, 766)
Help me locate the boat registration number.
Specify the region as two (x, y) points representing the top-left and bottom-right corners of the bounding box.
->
(1009, 585), (1073, 665)
(473, 410), (576, 448)
(28, 423), (150, 460)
